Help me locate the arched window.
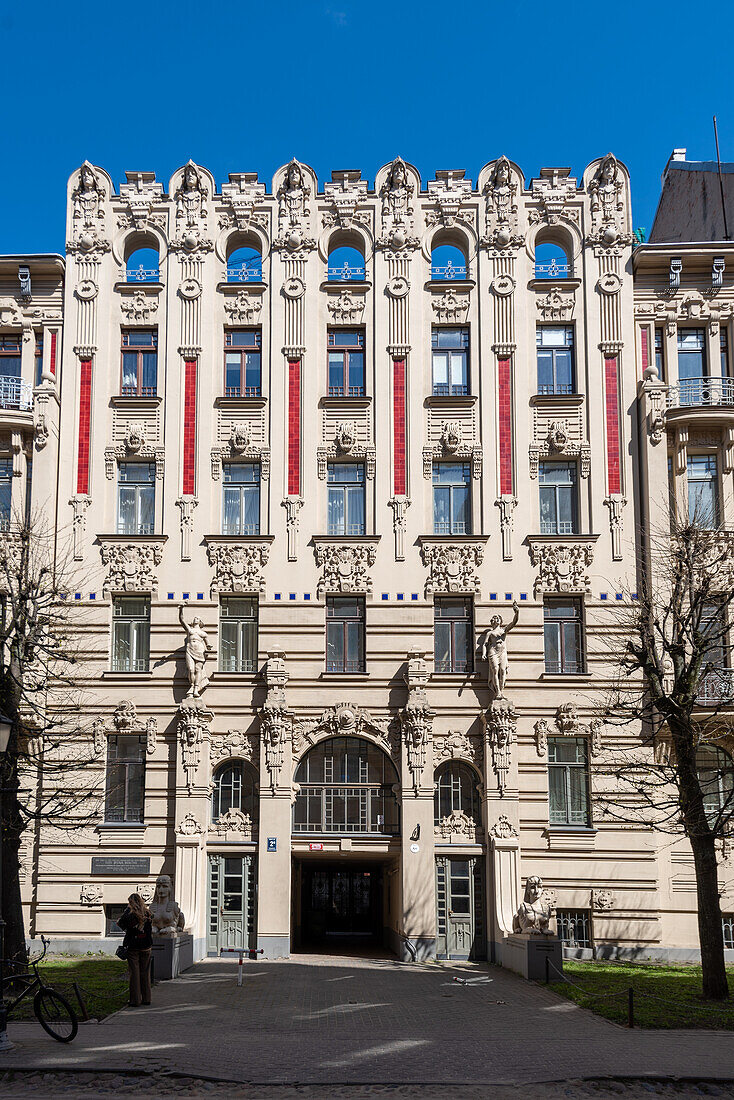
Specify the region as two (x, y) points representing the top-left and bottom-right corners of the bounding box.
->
(211, 760), (258, 823)
(328, 244), (365, 282)
(293, 736), (400, 835)
(431, 243), (467, 281)
(227, 245), (262, 283)
(697, 746), (734, 821)
(434, 761), (480, 825)
(126, 245), (159, 284)
(534, 240), (570, 279)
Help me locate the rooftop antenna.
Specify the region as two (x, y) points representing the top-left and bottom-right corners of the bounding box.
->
(713, 115), (730, 240)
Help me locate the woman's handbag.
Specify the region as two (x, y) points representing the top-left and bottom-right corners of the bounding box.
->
(115, 944), (128, 961)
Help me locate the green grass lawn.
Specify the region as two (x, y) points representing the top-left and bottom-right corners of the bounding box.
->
(5, 954), (129, 1021)
(548, 960), (734, 1029)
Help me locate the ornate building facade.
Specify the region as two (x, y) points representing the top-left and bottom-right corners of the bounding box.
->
(10, 152), (726, 963)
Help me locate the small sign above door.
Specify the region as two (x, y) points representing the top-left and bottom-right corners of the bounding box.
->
(309, 843), (324, 851)
(90, 857), (150, 875)
(267, 837), (277, 852)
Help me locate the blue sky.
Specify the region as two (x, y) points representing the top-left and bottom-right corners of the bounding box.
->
(2, 0), (733, 254)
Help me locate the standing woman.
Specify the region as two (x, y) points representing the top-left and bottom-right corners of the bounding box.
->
(118, 893), (153, 1007)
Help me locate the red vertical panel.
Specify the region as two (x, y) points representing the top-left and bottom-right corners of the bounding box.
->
(497, 357), (513, 495)
(393, 359), (406, 496)
(76, 359), (92, 494)
(640, 326), (649, 375)
(49, 331), (57, 376)
(288, 359), (301, 496)
(605, 356), (621, 495)
(182, 359), (197, 496)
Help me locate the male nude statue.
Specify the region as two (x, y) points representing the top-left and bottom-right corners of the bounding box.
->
(478, 601), (519, 700)
(178, 603), (210, 697)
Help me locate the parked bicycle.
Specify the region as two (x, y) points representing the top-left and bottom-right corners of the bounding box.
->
(2, 934), (78, 1042)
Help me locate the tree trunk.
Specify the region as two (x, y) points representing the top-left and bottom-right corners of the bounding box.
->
(1, 815), (26, 967)
(689, 829), (729, 1000)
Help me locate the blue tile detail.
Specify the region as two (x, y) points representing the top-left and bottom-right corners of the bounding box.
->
(411, 593), (419, 601)
(600, 593), (608, 600)
(89, 593), (96, 600)
(615, 593), (623, 601)
(397, 593), (404, 601)
(490, 593), (497, 600)
(289, 593), (296, 601)
(505, 593), (512, 601)
(274, 593), (281, 600)
(167, 593), (175, 600)
(631, 593), (638, 600)
(183, 592), (190, 601)
(520, 593), (527, 600)
(74, 593), (81, 601)
(304, 593), (311, 600)
(197, 593), (204, 600)
(382, 593), (389, 601)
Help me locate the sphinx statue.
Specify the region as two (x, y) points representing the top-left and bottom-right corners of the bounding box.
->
(512, 875), (553, 936)
(150, 874), (185, 937)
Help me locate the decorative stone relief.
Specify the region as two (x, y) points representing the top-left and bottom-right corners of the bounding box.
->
(527, 539), (595, 597)
(587, 153), (630, 249)
(490, 815), (518, 839)
(423, 421), (482, 480)
(212, 808), (253, 838)
(386, 275), (410, 298)
(178, 697), (214, 792)
(322, 170), (370, 229)
(206, 542), (269, 596)
(175, 161), (208, 233)
(636, 294), (732, 339)
(80, 884), (103, 906)
(421, 542), (483, 596)
(496, 496), (518, 561)
(259, 651), (293, 791)
(120, 291), (159, 324)
(210, 729), (258, 766)
(327, 291), (365, 324)
(536, 286), (575, 321)
(100, 541), (163, 596)
(293, 701), (395, 762)
(425, 170), (474, 228)
(400, 649), (434, 795)
(275, 160), (315, 250)
(388, 496), (410, 562)
(282, 496), (304, 562)
(219, 172), (268, 231)
(478, 602), (519, 702)
(529, 409), (590, 480)
(137, 883), (155, 905)
(317, 423), (375, 480)
(534, 704), (604, 757)
(314, 543), (377, 596)
(176, 813), (204, 836)
(438, 810), (477, 839)
(434, 729), (482, 766)
(91, 701), (157, 758)
(592, 889), (615, 910)
(105, 423), (165, 481)
(483, 699), (517, 795)
(71, 163), (106, 251)
(118, 171), (164, 231)
(604, 495), (627, 561)
(378, 157), (419, 250)
(223, 292), (263, 326)
(175, 496), (198, 562)
(482, 156), (522, 249)
(528, 168), (578, 226)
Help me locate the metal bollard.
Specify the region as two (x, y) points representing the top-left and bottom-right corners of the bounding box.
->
(545, 955), (550, 984)
(237, 951), (244, 987)
(628, 986), (634, 1028)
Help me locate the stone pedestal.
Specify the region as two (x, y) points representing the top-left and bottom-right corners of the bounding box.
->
(502, 933), (563, 981)
(151, 934), (194, 981)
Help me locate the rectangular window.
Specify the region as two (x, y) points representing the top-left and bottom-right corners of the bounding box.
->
(432, 327), (469, 396)
(548, 737), (590, 825)
(556, 909), (592, 948)
(327, 462), (365, 536)
(121, 330), (157, 396)
(655, 327), (665, 380)
(721, 329), (729, 377)
(544, 598), (585, 674)
(105, 904), (127, 936)
(112, 597), (150, 673)
(687, 454), (719, 527)
(0, 334), (22, 377)
(219, 596), (258, 673)
(328, 330), (365, 397)
(224, 329), (262, 397)
(117, 462), (155, 535)
(0, 458), (11, 532)
(104, 734), (145, 823)
(677, 328), (706, 382)
(434, 597), (473, 674)
(35, 333), (44, 386)
(701, 600), (727, 668)
(433, 462), (471, 535)
(222, 462), (260, 535)
(539, 461), (578, 535)
(724, 914), (734, 950)
(537, 326), (575, 395)
(326, 596), (365, 673)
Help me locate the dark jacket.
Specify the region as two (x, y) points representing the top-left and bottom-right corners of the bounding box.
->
(118, 908), (153, 950)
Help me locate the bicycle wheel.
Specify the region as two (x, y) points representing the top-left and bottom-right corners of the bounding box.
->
(34, 988), (78, 1043)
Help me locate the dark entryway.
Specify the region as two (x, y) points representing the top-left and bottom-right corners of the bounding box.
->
(300, 863), (382, 948)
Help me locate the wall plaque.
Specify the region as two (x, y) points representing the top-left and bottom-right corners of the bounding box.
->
(90, 857), (151, 876)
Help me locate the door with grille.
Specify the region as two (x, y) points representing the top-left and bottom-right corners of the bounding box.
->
(207, 854), (257, 955)
(435, 856), (485, 960)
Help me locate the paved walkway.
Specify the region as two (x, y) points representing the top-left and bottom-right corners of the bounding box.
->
(0, 954), (732, 1087)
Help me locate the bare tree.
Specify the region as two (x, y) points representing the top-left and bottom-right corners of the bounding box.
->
(596, 509), (734, 1000)
(0, 516), (102, 965)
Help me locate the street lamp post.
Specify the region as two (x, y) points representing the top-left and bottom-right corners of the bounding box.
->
(0, 712), (14, 1052)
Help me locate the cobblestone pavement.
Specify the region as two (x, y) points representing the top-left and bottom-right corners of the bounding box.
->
(0, 954), (733, 1090)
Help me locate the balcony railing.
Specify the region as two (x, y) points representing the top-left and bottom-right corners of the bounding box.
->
(0, 376), (33, 411)
(126, 266), (160, 283)
(431, 262), (467, 280)
(697, 667), (734, 706)
(111, 658), (149, 673)
(534, 261), (571, 279)
(327, 264), (365, 282)
(226, 265), (262, 283)
(328, 385), (365, 397)
(432, 383), (469, 397)
(667, 377), (734, 409)
(537, 383), (575, 396)
(224, 385), (261, 398)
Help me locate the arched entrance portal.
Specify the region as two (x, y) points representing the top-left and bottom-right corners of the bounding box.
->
(292, 737), (400, 953)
